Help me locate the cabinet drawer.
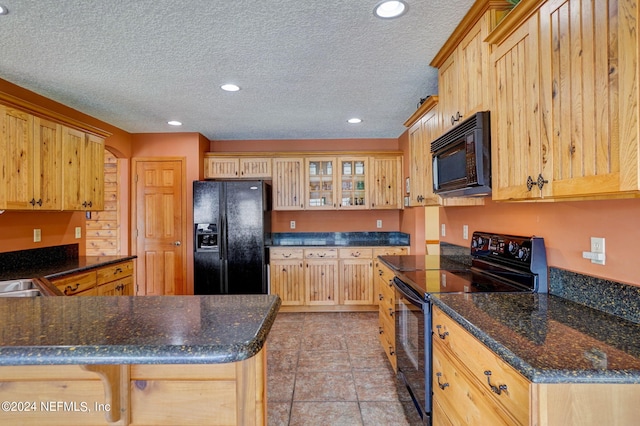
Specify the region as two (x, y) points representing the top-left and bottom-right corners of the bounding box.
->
(52, 271), (96, 296)
(432, 306), (529, 424)
(373, 247), (409, 257)
(270, 248), (304, 260)
(304, 248), (337, 259)
(96, 261), (134, 285)
(338, 248), (372, 259)
(433, 340), (519, 425)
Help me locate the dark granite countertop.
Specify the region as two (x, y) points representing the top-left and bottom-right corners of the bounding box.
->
(431, 293), (640, 384)
(0, 294), (281, 366)
(269, 232), (409, 247)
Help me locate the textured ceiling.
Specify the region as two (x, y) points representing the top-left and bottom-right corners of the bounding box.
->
(0, 0), (473, 140)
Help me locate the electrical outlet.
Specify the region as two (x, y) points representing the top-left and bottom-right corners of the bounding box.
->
(33, 229), (41, 243)
(583, 237), (605, 265)
(75, 227), (82, 239)
(376, 219), (382, 228)
(290, 220), (296, 229)
(441, 224), (446, 237)
(463, 225), (469, 240)
(591, 237), (605, 254)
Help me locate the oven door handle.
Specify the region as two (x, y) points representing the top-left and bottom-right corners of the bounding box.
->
(392, 277), (424, 309)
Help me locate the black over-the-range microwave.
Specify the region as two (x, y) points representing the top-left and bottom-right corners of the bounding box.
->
(431, 111), (491, 197)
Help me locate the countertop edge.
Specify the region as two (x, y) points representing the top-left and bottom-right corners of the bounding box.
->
(430, 297), (640, 384)
(0, 295), (282, 366)
(44, 255), (138, 280)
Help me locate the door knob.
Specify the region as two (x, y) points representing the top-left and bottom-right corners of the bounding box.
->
(174, 241), (181, 246)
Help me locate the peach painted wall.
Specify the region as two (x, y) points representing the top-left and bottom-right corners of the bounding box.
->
(440, 198), (640, 287)
(131, 132), (210, 294)
(0, 78), (134, 255)
(0, 211), (86, 254)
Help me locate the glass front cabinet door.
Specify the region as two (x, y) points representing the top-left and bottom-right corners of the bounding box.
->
(338, 158), (368, 209)
(305, 158), (337, 209)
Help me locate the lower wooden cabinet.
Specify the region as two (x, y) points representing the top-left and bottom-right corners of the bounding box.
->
(0, 348), (266, 425)
(50, 260), (135, 296)
(432, 305), (640, 426)
(376, 259), (397, 372)
(269, 246), (407, 311)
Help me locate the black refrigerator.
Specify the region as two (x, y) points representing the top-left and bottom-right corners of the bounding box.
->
(193, 180), (271, 294)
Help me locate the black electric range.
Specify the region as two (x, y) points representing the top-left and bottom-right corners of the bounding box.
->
(388, 231), (548, 425)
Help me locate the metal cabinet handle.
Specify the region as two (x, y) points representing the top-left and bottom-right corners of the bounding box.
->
(379, 294), (384, 301)
(436, 372), (449, 390)
(436, 325), (449, 340)
(379, 327), (384, 335)
(388, 308), (394, 317)
(114, 267), (123, 275)
(65, 284), (80, 295)
(351, 251), (361, 257)
(484, 371), (508, 395)
(378, 269), (383, 276)
(389, 346), (395, 356)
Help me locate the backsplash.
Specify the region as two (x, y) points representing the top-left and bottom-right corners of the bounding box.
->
(0, 244), (78, 278)
(549, 268), (640, 324)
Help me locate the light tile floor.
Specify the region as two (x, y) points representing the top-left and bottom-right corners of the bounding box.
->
(267, 312), (422, 425)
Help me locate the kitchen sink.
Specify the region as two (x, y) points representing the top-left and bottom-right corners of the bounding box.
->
(0, 279), (41, 297)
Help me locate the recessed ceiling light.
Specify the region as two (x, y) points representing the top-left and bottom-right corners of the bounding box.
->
(167, 120), (182, 126)
(0, 4), (8, 15)
(374, 1), (408, 19)
(220, 84), (240, 92)
(348, 118), (362, 124)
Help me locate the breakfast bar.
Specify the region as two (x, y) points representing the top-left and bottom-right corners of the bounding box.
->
(0, 294), (281, 425)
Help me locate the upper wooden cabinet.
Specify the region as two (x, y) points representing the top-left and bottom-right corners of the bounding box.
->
(488, 0), (640, 201)
(404, 98), (485, 207)
(1, 106), (63, 210)
(61, 127), (105, 211)
(272, 157), (304, 210)
(208, 152), (405, 211)
(0, 94), (110, 212)
(369, 154), (403, 209)
(431, 3), (510, 135)
(203, 155), (272, 179)
(305, 157), (337, 209)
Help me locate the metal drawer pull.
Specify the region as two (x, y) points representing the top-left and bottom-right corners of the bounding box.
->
(379, 294), (384, 301)
(436, 372), (449, 390)
(389, 346), (395, 356)
(65, 284), (80, 295)
(114, 267), (123, 274)
(379, 327), (384, 335)
(388, 308), (394, 317)
(484, 371), (508, 395)
(351, 251), (360, 257)
(436, 325), (449, 340)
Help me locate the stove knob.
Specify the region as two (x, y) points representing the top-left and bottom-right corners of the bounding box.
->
(508, 241), (519, 255)
(516, 248), (530, 261)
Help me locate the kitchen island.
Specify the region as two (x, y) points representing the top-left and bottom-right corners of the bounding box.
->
(0, 294), (281, 425)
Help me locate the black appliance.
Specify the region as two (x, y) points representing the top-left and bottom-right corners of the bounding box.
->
(431, 111), (491, 198)
(392, 231), (548, 425)
(193, 180), (271, 295)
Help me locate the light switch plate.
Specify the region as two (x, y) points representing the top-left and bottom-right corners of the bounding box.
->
(290, 220), (296, 229)
(376, 220), (382, 228)
(441, 224), (446, 237)
(463, 225), (469, 240)
(75, 227), (82, 239)
(33, 229), (41, 242)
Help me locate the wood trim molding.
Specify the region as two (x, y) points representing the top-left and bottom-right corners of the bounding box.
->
(430, 0), (512, 67)
(0, 90), (112, 138)
(204, 150), (404, 158)
(403, 96), (439, 128)
(485, 0), (547, 45)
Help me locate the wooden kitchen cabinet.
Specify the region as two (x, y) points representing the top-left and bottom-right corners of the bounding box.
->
(488, 0), (640, 201)
(431, 4), (508, 135)
(272, 157), (304, 210)
(271, 246), (408, 311)
(305, 157), (337, 209)
(337, 157), (368, 209)
(61, 127), (105, 211)
(432, 304), (640, 425)
(269, 248), (305, 306)
(376, 259), (397, 372)
(1, 105), (63, 210)
(96, 260), (134, 296)
(338, 248), (373, 305)
(203, 155), (272, 179)
(304, 248), (339, 305)
(369, 155), (403, 209)
(50, 260), (135, 296)
(405, 99), (485, 207)
(432, 305), (529, 425)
